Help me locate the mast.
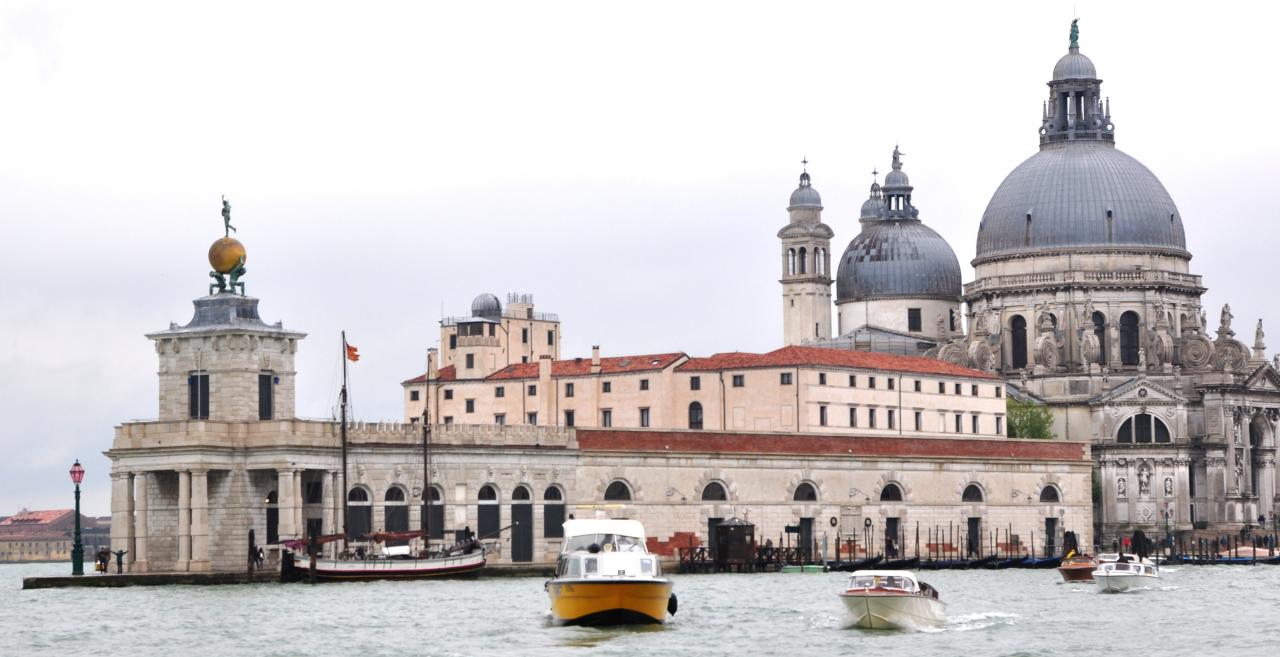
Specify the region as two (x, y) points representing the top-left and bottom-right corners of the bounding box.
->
(341, 330), (349, 551)
(422, 403), (431, 544)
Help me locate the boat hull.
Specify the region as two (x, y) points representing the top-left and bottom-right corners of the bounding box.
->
(285, 551), (486, 582)
(548, 579), (673, 626)
(1094, 573), (1156, 592)
(840, 593), (945, 630)
(1057, 563), (1096, 583)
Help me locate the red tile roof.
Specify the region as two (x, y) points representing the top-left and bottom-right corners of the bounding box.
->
(402, 365), (456, 385)
(676, 345), (998, 379)
(487, 353), (687, 381)
(0, 509), (73, 526)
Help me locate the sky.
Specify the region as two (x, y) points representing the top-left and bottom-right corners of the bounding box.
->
(2, 1), (1278, 515)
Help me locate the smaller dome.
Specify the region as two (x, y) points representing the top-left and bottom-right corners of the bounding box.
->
(883, 169), (910, 188)
(1053, 49), (1097, 80)
(860, 196), (883, 220)
(788, 172), (823, 209)
(471, 293), (502, 319)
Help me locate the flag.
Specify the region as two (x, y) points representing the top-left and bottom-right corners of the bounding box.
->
(346, 344), (360, 362)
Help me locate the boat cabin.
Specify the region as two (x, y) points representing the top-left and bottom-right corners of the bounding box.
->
(555, 519), (661, 580)
(845, 570), (938, 599)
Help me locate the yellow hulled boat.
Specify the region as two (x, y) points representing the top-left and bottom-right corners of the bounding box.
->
(546, 519), (676, 626)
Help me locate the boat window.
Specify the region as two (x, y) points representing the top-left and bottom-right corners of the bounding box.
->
(564, 533), (645, 553)
(641, 558), (653, 574)
(584, 558), (597, 575)
(567, 558), (582, 578)
(851, 576), (876, 589)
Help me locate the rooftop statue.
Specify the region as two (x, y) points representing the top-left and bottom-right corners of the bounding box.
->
(1070, 19), (1079, 49)
(221, 195), (236, 237)
(209, 196), (247, 295)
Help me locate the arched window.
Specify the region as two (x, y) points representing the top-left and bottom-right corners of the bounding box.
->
(1092, 311), (1107, 365)
(347, 487), (372, 539)
(1010, 316), (1028, 369)
(423, 485), (444, 540)
(265, 490), (279, 544)
(512, 485), (531, 501)
(384, 486), (409, 542)
(543, 486), (565, 538)
(604, 481), (632, 501)
(688, 402), (704, 430)
(1117, 413), (1171, 444)
(1120, 311), (1140, 365)
(798, 247), (807, 274)
(793, 482), (818, 501)
(788, 248), (796, 275)
(1040, 486), (1061, 503)
(477, 484), (500, 538)
(962, 484), (984, 503)
(816, 248), (825, 275)
(701, 481), (727, 501)
(879, 483), (903, 502)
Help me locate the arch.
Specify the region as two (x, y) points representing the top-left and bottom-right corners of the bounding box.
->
(1010, 315), (1028, 369)
(423, 484), (444, 540)
(1039, 485), (1061, 503)
(384, 486), (406, 502)
(798, 247), (808, 274)
(265, 490), (279, 544)
(816, 248), (825, 275)
(543, 485), (566, 539)
(604, 480), (632, 501)
(701, 481), (727, 501)
(879, 482), (903, 502)
(688, 401), (704, 430)
(384, 485), (409, 540)
(1116, 413), (1171, 444)
(347, 486), (372, 539)
(476, 484), (500, 539)
(1120, 311), (1140, 365)
(478, 484), (499, 502)
(512, 484), (532, 502)
(543, 485), (564, 501)
(347, 487), (370, 503)
(793, 481), (818, 502)
(787, 248), (796, 275)
(962, 483), (985, 503)
(1092, 311), (1108, 365)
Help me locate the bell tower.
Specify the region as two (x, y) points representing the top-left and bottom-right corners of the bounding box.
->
(778, 161), (834, 345)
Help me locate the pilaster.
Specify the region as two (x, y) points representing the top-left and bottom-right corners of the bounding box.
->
(177, 470), (192, 571)
(134, 472), (149, 571)
(190, 469), (210, 571)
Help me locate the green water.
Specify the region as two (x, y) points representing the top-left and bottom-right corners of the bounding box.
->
(4, 562), (1276, 656)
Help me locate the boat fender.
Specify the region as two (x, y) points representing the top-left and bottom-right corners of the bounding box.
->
(588, 543), (601, 554)
(667, 593), (678, 616)
(829, 517), (838, 527)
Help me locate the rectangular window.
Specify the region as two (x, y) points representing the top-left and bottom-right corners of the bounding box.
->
(564, 410), (575, 427)
(488, 324), (495, 337)
(527, 385), (536, 396)
(639, 407), (650, 428)
(410, 390), (420, 401)
(888, 409), (896, 430)
(640, 379), (650, 391)
(527, 412), (537, 425)
(495, 386), (505, 398)
(443, 416), (454, 425)
(601, 409), (612, 427)
(869, 408), (877, 429)
(972, 384), (979, 396)
(938, 381), (946, 394)
(955, 383), (962, 395)
(780, 372), (792, 385)
(914, 411), (922, 431)
(565, 382), (575, 398)
(972, 415), (980, 433)
(495, 414), (506, 426)
(955, 413), (963, 433)
(819, 405), (828, 426)
(732, 374), (744, 387)
(465, 353), (475, 369)
(547, 330), (555, 346)
(444, 389), (453, 400)
(602, 381), (612, 393)
(914, 380), (921, 392)
(908, 308), (922, 332)
(449, 334), (457, 349)
(869, 376), (877, 389)
(690, 376), (701, 390)
(188, 372), (209, 419)
(849, 407), (858, 428)
(258, 373), (274, 420)
(887, 378), (895, 391)
(849, 375), (856, 387)
(996, 416), (1004, 435)
(522, 328), (528, 344)
(819, 372), (827, 385)
(465, 399), (475, 413)
(995, 386), (1003, 398)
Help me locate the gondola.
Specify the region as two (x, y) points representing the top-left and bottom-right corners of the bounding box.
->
(1021, 556), (1063, 568)
(880, 556), (920, 569)
(990, 555), (1027, 569)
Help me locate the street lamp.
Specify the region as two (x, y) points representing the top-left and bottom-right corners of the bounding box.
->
(69, 460), (85, 576)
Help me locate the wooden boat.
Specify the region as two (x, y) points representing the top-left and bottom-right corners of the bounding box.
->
(546, 519), (676, 626)
(1057, 553), (1097, 582)
(839, 570), (945, 630)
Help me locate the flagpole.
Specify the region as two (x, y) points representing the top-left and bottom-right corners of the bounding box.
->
(340, 330), (349, 554)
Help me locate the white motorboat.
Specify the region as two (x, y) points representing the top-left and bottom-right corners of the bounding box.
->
(838, 570), (945, 630)
(545, 519), (676, 626)
(1093, 556), (1159, 592)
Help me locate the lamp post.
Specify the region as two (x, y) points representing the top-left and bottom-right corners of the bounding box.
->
(69, 460), (85, 576)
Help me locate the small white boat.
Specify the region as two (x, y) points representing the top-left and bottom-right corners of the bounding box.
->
(839, 570), (945, 630)
(1093, 556), (1159, 592)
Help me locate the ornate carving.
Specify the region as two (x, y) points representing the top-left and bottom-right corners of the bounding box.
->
(1138, 462), (1152, 497)
(937, 342), (969, 366)
(1215, 340), (1248, 372)
(968, 340), (995, 372)
(1164, 477), (1174, 497)
(1116, 477), (1127, 498)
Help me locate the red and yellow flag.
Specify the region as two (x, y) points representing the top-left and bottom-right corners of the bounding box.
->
(345, 344), (360, 362)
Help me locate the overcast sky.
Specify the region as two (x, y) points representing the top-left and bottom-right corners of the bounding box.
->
(2, 1), (1277, 515)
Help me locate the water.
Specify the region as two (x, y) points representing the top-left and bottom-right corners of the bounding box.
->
(4, 562), (1278, 657)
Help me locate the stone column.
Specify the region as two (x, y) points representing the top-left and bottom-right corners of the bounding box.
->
(178, 470), (192, 571)
(190, 469), (210, 572)
(293, 470), (304, 539)
(134, 472), (149, 571)
(277, 469), (296, 539)
(110, 472), (134, 559)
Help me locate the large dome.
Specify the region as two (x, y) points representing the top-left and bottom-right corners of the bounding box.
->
(975, 141), (1187, 262)
(836, 220), (962, 302)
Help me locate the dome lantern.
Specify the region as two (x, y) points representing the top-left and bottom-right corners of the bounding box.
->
(1041, 20), (1114, 146)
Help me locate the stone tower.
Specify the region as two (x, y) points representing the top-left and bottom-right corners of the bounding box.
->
(778, 164), (834, 345)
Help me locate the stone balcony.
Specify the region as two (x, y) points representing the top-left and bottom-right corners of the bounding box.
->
(964, 269), (1204, 297)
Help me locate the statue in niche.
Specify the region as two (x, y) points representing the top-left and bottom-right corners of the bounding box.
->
(1117, 477), (1127, 498)
(1220, 304), (1235, 338)
(1138, 465), (1151, 497)
(1235, 454), (1245, 492)
(1138, 347), (1147, 370)
(1164, 477), (1173, 497)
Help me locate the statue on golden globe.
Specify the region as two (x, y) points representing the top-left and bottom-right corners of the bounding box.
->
(208, 195), (247, 295)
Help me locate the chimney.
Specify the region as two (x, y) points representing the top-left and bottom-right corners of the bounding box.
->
(538, 354), (553, 381)
(590, 345), (601, 374)
(427, 348), (439, 380)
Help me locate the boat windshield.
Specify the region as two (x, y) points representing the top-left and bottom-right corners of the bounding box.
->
(850, 575), (914, 591)
(564, 533), (646, 553)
